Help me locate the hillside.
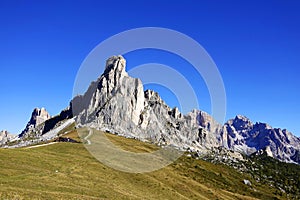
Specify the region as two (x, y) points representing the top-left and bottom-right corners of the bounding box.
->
(0, 128), (294, 200)
(1, 55), (300, 199)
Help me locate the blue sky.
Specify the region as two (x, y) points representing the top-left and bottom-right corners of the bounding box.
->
(0, 0), (299, 136)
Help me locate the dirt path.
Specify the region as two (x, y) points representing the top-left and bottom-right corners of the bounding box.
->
(84, 128), (93, 145)
(25, 142), (58, 149)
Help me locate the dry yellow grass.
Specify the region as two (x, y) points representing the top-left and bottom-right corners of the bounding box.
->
(0, 128), (282, 199)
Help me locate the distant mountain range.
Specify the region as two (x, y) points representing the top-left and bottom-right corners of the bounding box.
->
(1, 55), (300, 164)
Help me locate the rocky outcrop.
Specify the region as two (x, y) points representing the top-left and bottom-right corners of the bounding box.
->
(72, 55), (300, 164)
(19, 108), (51, 137)
(11, 55), (299, 164)
(0, 130), (14, 145)
(72, 55), (220, 152)
(222, 117), (300, 163)
(41, 106), (73, 134)
(19, 106), (73, 139)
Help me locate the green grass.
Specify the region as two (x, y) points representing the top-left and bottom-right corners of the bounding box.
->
(247, 152), (300, 197)
(0, 129), (284, 199)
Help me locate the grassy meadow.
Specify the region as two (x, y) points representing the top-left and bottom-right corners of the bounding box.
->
(0, 129), (284, 199)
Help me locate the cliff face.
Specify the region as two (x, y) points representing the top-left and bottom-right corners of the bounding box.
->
(19, 107), (50, 137)
(222, 115), (300, 163)
(19, 106), (73, 139)
(13, 55), (299, 164)
(71, 55), (300, 164)
(72, 56), (220, 153)
(0, 130), (13, 145)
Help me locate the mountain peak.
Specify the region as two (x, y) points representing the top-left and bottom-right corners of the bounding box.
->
(235, 114), (250, 121)
(14, 55), (299, 166)
(0, 130), (9, 137)
(104, 55), (127, 76)
(31, 107), (50, 126)
(72, 56), (300, 165)
(19, 107), (50, 137)
(231, 115), (253, 130)
(0, 130), (13, 145)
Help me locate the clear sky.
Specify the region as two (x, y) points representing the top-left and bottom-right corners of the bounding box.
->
(0, 0), (299, 136)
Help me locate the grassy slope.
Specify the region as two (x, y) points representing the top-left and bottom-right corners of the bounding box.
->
(0, 129), (282, 200)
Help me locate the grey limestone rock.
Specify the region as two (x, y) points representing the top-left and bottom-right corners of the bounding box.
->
(72, 55), (216, 152)
(0, 130), (14, 145)
(222, 115), (300, 163)
(72, 55), (300, 164)
(13, 55), (300, 165)
(19, 107), (51, 137)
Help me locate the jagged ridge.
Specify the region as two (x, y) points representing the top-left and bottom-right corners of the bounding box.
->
(72, 55), (300, 164)
(4, 55), (299, 164)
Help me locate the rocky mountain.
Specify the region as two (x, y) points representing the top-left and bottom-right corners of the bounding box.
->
(222, 115), (300, 163)
(72, 56), (222, 153)
(7, 55), (299, 165)
(71, 55), (300, 164)
(18, 106), (73, 140)
(0, 106), (74, 148)
(0, 130), (14, 145)
(19, 107), (51, 138)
